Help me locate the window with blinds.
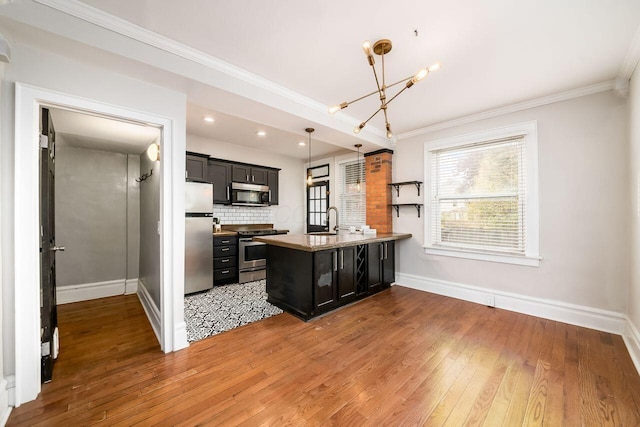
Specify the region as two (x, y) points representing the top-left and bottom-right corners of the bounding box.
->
(338, 159), (365, 227)
(430, 136), (526, 254)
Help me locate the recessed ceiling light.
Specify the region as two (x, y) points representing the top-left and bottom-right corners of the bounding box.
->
(298, 141), (306, 146)
(203, 116), (214, 123)
(256, 131), (267, 137)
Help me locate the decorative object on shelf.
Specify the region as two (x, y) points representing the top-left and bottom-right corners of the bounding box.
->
(136, 168), (153, 182)
(305, 127), (314, 186)
(355, 143), (362, 192)
(391, 203), (423, 217)
(329, 39), (440, 138)
(389, 181), (422, 197)
(146, 142), (160, 161)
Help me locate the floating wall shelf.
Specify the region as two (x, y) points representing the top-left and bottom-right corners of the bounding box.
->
(389, 181), (422, 197)
(391, 204), (423, 218)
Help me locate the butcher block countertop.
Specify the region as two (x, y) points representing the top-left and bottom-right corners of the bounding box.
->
(253, 232), (412, 252)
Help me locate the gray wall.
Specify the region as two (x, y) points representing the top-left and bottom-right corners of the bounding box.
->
(139, 140), (161, 307)
(127, 154), (140, 280)
(394, 91), (629, 313)
(55, 142), (131, 286)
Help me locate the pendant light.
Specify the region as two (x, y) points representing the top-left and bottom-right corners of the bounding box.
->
(355, 143), (362, 192)
(306, 127), (314, 186)
(329, 39), (440, 138)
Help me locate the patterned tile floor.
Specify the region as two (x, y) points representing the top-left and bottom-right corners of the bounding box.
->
(184, 279), (283, 342)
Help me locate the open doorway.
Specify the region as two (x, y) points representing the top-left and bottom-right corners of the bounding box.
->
(14, 83), (188, 406)
(39, 106), (161, 383)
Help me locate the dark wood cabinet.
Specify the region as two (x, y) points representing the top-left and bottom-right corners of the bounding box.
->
(207, 160), (232, 204)
(232, 165), (269, 185)
(266, 242), (380, 320)
(267, 169), (279, 205)
(337, 246), (357, 302)
(213, 235), (237, 284)
(231, 163), (269, 185)
(313, 250), (336, 310)
(368, 241), (394, 293)
(186, 153), (208, 181)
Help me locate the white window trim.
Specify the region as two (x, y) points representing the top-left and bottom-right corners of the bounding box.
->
(423, 121), (540, 267)
(335, 153), (366, 227)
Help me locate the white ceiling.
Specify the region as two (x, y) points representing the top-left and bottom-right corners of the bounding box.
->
(75, 0), (640, 132)
(1, 1), (639, 158)
(49, 108), (160, 155)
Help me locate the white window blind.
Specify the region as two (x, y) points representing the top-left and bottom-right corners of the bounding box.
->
(431, 136), (526, 254)
(338, 159), (365, 227)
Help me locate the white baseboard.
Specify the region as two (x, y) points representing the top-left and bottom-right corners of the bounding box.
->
(125, 278), (139, 294)
(173, 321), (189, 351)
(623, 317), (640, 376)
(395, 273), (626, 335)
(0, 377), (11, 426)
(56, 279), (126, 304)
(137, 279), (161, 345)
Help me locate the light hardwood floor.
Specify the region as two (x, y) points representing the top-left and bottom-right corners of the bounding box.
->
(7, 286), (640, 426)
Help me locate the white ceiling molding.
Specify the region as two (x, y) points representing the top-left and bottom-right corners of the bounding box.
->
(619, 24), (640, 80)
(396, 80), (615, 140)
(32, 0), (390, 146)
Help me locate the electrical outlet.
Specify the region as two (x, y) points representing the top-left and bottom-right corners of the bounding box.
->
(485, 295), (496, 308)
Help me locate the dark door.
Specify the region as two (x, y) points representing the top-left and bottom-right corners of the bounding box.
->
(313, 250), (336, 310)
(40, 107), (60, 383)
(307, 181), (329, 233)
(267, 170), (278, 205)
(367, 242), (383, 291)
(207, 159), (232, 204)
(186, 153), (207, 180)
(382, 241), (395, 286)
(337, 247), (356, 301)
(232, 164), (251, 183)
(250, 167), (268, 185)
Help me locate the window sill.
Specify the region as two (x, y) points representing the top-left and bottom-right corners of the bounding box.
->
(423, 246), (541, 267)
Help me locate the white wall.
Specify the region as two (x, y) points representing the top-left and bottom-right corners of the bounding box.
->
(0, 40), (186, 395)
(187, 134), (306, 233)
(394, 91), (629, 314)
(628, 70), (640, 367)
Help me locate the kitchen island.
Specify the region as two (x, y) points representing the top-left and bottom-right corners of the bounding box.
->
(254, 232), (411, 320)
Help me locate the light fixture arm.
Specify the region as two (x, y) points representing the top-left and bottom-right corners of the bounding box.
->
(329, 38), (440, 138)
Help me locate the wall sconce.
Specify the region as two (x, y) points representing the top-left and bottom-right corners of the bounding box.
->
(146, 143), (160, 161)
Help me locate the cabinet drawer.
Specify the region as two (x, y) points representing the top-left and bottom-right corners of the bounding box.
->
(214, 236), (237, 246)
(214, 256), (237, 269)
(214, 245), (236, 258)
(214, 268), (236, 282)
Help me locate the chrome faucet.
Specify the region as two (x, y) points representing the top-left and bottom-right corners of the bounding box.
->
(326, 206), (339, 233)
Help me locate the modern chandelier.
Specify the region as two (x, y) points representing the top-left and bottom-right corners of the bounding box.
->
(329, 39), (440, 139)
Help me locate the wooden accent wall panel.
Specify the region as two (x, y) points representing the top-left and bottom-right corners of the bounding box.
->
(365, 149), (393, 233)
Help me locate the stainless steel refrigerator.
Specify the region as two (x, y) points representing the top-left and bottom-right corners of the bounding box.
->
(185, 181), (214, 294)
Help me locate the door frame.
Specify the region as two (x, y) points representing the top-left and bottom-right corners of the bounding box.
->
(14, 83), (188, 405)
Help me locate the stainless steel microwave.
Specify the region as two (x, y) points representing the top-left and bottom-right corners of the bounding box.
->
(230, 182), (270, 206)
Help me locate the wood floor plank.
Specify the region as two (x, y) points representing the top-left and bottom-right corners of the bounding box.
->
(7, 287), (640, 426)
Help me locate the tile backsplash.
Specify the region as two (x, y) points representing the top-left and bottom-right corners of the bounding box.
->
(214, 204), (273, 225)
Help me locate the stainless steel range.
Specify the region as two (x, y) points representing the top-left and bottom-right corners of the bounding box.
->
(237, 228), (287, 283)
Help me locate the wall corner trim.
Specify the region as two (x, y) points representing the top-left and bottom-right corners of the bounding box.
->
(0, 377), (12, 424)
(173, 322), (189, 351)
(137, 279), (161, 345)
(125, 278), (139, 294)
(395, 272), (626, 335)
(623, 317), (640, 376)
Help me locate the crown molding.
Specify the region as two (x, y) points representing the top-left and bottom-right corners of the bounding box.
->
(32, 0), (390, 145)
(397, 80), (615, 140)
(619, 24), (640, 80)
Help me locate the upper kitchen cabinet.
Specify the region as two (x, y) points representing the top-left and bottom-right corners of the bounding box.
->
(232, 164), (268, 185)
(208, 159), (232, 204)
(267, 170), (279, 205)
(186, 152), (208, 181)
